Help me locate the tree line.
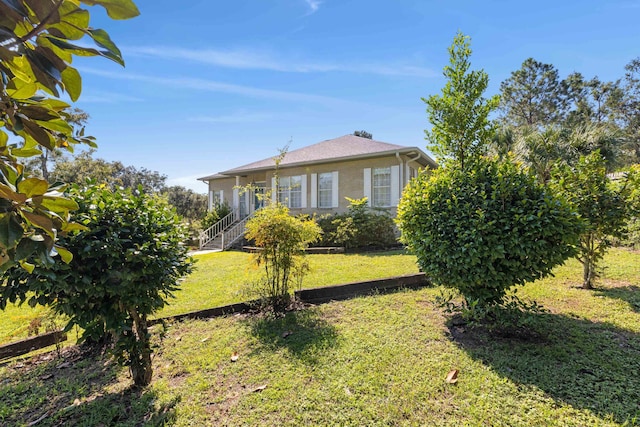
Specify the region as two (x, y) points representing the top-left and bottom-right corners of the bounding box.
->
(493, 56), (640, 176)
(26, 140), (207, 222)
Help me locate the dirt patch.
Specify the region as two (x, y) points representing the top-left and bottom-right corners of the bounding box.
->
(445, 315), (550, 349)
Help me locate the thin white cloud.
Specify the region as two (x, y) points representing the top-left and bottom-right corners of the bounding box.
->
(76, 91), (144, 104)
(188, 112), (283, 124)
(79, 67), (360, 107)
(124, 46), (437, 78)
(303, 0), (322, 15)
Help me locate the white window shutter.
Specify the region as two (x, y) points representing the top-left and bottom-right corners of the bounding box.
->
(271, 177), (277, 203)
(300, 174), (307, 208)
(332, 171), (339, 208)
(363, 168), (372, 206)
(310, 173), (318, 208)
(219, 190), (224, 206)
(232, 188), (239, 210)
(391, 165), (400, 206)
(208, 191), (213, 211)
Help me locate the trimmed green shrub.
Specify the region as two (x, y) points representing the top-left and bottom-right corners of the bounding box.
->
(397, 157), (581, 307)
(315, 198), (398, 249)
(1, 185), (193, 386)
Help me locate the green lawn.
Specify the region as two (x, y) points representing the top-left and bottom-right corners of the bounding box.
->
(158, 249), (421, 318)
(0, 250), (420, 345)
(0, 248), (638, 426)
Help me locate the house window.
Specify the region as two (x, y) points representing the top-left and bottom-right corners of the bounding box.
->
(209, 190), (224, 211)
(213, 190), (223, 206)
(278, 176), (302, 208)
(318, 173), (333, 208)
(373, 167), (391, 207)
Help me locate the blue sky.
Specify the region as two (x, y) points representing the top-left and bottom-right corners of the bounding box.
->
(72, 0), (640, 192)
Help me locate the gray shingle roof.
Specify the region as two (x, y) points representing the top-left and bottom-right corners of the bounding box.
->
(218, 135), (417, 175)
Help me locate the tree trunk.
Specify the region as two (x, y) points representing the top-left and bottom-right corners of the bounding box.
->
(581, 233), (596, 289)
(129, 308), (153, 387)
(582, 259), (595, 289)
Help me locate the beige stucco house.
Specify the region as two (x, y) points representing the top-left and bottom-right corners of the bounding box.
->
(198, 134), (437, 219)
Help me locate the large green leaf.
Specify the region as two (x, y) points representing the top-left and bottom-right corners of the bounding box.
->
(48, 3), (90, 40)
(53, 244), (73, 263)
(88, 28), (122, 58)
(12, 146), (43, 158)
(81, 0), (140, 20)
(61, 66), (82, 101)
(33, 118), (73, 134)
(0, 213), (24, 249)
(6, 80), (38, 99)
(35, 194), (79, 212)
(39, 98), (71, 111)
(45, 36), (124, 66)
(17, 177), (49, 198)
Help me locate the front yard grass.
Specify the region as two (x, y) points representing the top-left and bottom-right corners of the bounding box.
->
(0, 248), (638, 426)
(0, 250), (420, 345)
(155, 249), (421, 318)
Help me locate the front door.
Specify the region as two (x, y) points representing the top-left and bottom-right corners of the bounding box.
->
(253, 182), (266, 212)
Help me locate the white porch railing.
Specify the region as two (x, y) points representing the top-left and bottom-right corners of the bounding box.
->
(219, 214), (252, 250)
(199, 209), (239, 250)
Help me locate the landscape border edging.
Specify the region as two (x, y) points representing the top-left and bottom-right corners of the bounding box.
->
(0, 273), (430, 360)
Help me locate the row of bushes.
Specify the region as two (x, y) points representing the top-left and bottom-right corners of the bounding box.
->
(195, 197), (399, 250)
(311, 198), (398, 249)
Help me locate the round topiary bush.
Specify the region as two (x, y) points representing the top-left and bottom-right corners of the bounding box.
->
(397, 157), (581, 307)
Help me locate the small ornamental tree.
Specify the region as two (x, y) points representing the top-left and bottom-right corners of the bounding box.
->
(397, 157), (581, 307)
(0, 184), (193, 386)
(551, 152), (638, 289)
(244, 203), (321, 312)
(398, 32), (583, 317)
(423, 31), (499, 169)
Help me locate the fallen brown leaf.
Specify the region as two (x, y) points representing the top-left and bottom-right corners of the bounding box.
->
(446, 369), (459, 384)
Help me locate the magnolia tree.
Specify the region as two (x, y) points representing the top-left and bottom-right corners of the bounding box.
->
(1, 185), (193, 386)
(0, 0), (138, 271)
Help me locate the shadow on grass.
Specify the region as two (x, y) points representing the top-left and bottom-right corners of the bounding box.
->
(448, 313), (640, 424)
(0, 346), (178, 427)
(245, 307), (339, 365)
(595, 285), (640, 313)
